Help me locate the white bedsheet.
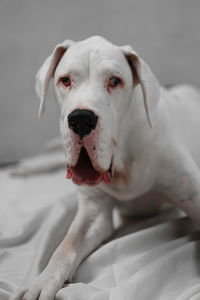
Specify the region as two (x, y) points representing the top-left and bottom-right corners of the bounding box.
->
(1, 154), (200, 300)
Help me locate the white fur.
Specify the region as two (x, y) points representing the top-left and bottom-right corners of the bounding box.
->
(12, 36), (200, 300)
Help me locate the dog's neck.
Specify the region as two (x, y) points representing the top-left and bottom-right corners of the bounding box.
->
(114, 85), (157, 166)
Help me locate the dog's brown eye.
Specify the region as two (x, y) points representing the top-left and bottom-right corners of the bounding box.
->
(60, 76), (71, 87)
(109, 77), (121, 88)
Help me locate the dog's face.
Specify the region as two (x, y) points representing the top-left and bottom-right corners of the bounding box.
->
(35, 36), (159, 186)
(54, 37), (133, 185)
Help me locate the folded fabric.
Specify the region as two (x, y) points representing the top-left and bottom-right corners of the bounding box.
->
(1, 154), (200, 300)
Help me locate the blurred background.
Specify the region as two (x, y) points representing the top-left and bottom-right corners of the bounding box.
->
(1, 0), (200, 164)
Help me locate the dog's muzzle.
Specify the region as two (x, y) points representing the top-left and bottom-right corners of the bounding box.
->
(66, 147), (113, 186)
(68, 109), (98, 139)
(66, 109), (112, 186)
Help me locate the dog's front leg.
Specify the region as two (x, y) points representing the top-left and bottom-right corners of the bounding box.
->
(12, 189), (114, 300)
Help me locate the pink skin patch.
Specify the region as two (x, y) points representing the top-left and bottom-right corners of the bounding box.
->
(66, 129), (83, 166)
(102, 171), (112, 184)
(66, 166), (73, 179)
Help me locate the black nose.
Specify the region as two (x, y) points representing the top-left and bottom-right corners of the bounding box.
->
(68, 109), (98, 138)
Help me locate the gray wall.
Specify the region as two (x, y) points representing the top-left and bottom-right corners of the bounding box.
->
(1, 0), (200, 162)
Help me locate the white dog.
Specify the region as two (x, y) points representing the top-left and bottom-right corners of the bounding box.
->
(12, 36), (200, 300)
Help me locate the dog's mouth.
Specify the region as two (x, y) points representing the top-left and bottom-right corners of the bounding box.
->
(66, 147), (112, 186)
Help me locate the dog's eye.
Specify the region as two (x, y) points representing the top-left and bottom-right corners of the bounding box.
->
(109, 77), (122, 88)
(60, 76), (71, 87)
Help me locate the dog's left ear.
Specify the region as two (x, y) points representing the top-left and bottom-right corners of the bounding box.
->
(120, 45), (160, 127)
(35, 39), (74, 117)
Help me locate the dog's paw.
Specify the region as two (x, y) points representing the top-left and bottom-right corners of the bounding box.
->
(10, 268), (69, 300)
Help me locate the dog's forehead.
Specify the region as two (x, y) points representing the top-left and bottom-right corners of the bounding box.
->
(59, 36), (126, 70)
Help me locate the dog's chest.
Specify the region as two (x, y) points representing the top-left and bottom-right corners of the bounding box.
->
(101, 158), (156, 201)
(111, 161), (132, 189)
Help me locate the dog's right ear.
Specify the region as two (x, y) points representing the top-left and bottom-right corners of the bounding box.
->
(35, 40), (74, 117)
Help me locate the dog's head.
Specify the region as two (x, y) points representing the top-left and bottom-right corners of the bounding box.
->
(36, 36), (160, 186)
